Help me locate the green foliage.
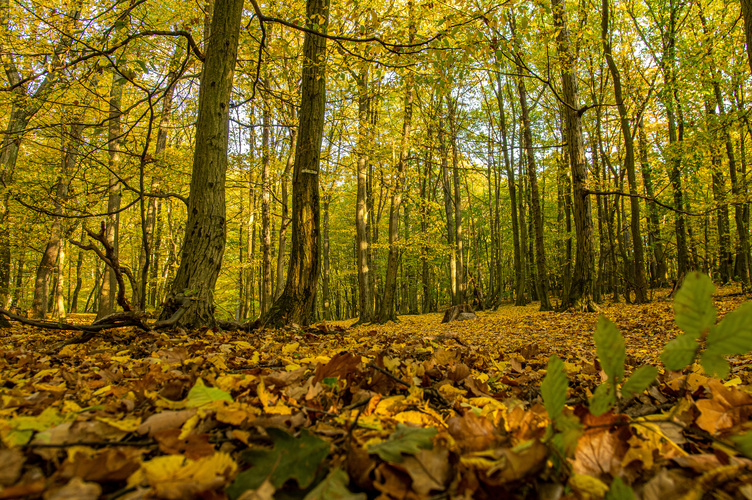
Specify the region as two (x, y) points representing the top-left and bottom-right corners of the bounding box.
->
(589, 382), (616, 417)
(660, 333), (700, 371)
(605, 476), (635, 500)
(227, 428), (330, 498)
(304, 469), (366, 500)
(541, 355), (567, 421)
(731, 432), (752, 460)
(673, 272), (717, 339)
(367, 424), (437, 463)
(622, 365), (659, 400)
(594, 316), (626, 383)
(185, 378), (233, 408)
(702, 302), (752, 378)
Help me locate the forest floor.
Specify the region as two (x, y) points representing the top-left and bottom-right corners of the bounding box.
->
(1, 285), (751, 499)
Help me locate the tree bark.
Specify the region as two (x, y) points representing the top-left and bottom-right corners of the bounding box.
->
(276, 126), (295, 299)
(741, 0), (752, 74)
(601, 0), (648, 303)
(552, 0), (597, 312)
(376, 2), (415, 323)
(158, 0), (244, 328)
(97, 67), (125, 319)
(259, 0), (329, 327)
(516, 60), (553, 311)
(448, 95), (465, 305)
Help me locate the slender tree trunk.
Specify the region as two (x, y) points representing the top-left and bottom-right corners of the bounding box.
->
(70, 225), (86, 312)
(158, 0), (244, 327)
(260, 0), (329, 327)
(439, 93), (457, 305)
(376, 2), (414, 323)
(448, 95), (465, 305)
(32, 113), (87, 318)
(260, 74), (272, 314)
(638, 118), (667, 286)
(276, 127), (295, 299)
(97, 67), (125, 318)
(553, 0), (597, 311)
(602, 0), (648, 302)
(322, 193), (331, 320)
(516, 62), (553, 310)
(494, 73), (524, 306)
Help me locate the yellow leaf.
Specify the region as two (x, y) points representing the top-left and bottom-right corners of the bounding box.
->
(233, 341), (252, 349)
(285, 363), (301, 371)
(724, 377), (742, 387)
(97, 416), (142, 432)
(179, 414), (200, 440)
(282, 342), (300, 355)
(93, 385), (112, 396)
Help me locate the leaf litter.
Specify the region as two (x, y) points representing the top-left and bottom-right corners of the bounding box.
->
(1, 286), (751, 499)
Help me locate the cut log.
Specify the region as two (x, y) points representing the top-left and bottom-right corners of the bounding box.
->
(441, 304), (477, 323)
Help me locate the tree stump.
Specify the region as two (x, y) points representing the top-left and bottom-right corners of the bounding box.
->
(441, 304), (477, 323)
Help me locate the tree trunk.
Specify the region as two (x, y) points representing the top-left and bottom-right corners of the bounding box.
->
(741, 0), (752, 74)
(70, 226), (86, 313)
(32, 112), (87, 318)
(553, 0), (597, 312)
(97, 67), (125, 319)
(449, 95), (465, 305)
(376, 3), (415, 323)
(322, 193), (331, 320)
(516, 61), (553, 311)
(493, 72), (525, 307)
(602, 0), (648, 303)
(158, 0), (244, 328)
(0, 0), (83, 305)
(638, 118), (667, 286)
(260, 55), (273, 313)
(276, 127), (295, 299)
(260, 0), (329, 327)
(439, 93), (457, 305)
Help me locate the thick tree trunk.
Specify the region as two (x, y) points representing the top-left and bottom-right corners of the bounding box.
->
(516, 64), (553, 311)
(354, 50), (373, 324)
(553, 0), (597, 312)
(741, 0), (752, 74)
(601, 0), (648, 303)
(260, 0), (329, 328)
(158, 0), (244, 328)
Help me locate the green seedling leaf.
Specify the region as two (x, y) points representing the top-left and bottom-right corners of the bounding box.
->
(705, 302), (752, 355)
(227, 428), (330, 498)
(589, 382), (615, 417)
(700, 351), (730, 379)
(605, 476), (635, 500)
(622, 365), (659, 400)
(661, 333), (699, 371)
(541, 355), (567, 420)
(368, 424), (437, 463)
(673, 272), (716, 338)
(186, 378), (233, 407)
(304, 468), (366, 500)
(731, 431), (752, 460)
(594, 316), (625, 383)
